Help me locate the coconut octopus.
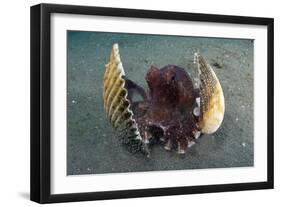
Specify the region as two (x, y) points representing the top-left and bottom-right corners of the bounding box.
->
(103, 44), (225, 156)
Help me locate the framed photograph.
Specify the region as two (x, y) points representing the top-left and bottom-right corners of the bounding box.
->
(30, 3), (274, 203)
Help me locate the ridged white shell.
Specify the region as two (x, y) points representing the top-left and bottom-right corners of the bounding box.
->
(194, 53), (225, 134)
(103, 44), (143, 144)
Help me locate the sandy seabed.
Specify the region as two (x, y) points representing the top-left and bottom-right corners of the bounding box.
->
(67, 31), (254, 175)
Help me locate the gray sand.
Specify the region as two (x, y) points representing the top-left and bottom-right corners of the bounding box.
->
(67, 31), (253, 175)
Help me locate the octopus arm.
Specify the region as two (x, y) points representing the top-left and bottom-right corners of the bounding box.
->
(124, 77), (148, 102)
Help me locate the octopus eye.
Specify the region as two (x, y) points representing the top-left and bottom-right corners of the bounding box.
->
(171, 75), (176, 81)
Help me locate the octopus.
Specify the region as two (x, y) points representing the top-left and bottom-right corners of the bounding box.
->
(103, 44), (225, 156)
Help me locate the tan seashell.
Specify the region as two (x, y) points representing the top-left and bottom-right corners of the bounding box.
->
(194, 53), (225, 134)
(103, 44), (143, 143)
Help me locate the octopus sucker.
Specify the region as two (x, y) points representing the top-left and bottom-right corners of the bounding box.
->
(103, 44), (225, 156)
(164, 139), (173, 151)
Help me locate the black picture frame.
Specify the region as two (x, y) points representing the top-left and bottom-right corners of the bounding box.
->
(30, 3), (274, 204)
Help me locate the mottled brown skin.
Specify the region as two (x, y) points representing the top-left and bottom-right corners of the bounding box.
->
(125, 65), (199, 154)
